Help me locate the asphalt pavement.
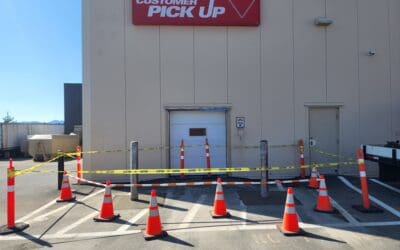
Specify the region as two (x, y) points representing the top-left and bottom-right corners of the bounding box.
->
(0, 158), (399, 250)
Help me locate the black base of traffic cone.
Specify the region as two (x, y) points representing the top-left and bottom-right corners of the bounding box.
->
(210, 211), (231, 219)
(143, 230), (168, 241)
(313, 206), (337, 214)
(276, 224), (304, 236)
(0, 223), (29, 235)
(352, 205), (383, 213)
(93, 214), (120, 222)
(56, 196), (76, 203)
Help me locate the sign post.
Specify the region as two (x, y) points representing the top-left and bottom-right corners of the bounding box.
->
(260, 140), (268, 198)
(130, 141), (139, 201)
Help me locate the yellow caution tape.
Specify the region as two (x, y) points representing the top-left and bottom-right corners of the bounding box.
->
(62, 143), (297, 157)
(64, 153), (77, 159)
(14, 154), (63, 177)
(311, 147), (355, 161)
(11, 161), (357, 177)
(65, 149), (128, 157)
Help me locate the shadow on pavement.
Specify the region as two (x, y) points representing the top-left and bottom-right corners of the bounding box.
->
(161, 234), (194, 247)
(16, 231), (53, 247)
(303, 231), (347, 243)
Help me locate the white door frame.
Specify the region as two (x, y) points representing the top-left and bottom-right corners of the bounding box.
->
(306, 104), (342, 175)
(165, 106), (231, 174)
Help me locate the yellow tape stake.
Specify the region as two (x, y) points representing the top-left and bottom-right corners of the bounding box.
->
(12, 161), (357, 177)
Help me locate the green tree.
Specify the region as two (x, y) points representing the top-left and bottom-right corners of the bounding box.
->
(2, 112), (15, 123)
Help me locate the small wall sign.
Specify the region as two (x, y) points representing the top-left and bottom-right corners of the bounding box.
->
(236, 117), (245, 128)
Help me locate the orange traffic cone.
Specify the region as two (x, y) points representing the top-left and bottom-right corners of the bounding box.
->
(57, 171), (76, 202)
(314, 175), (336, 213)
(211, 178), (231, 218)
(143, 190), (167, 240)
(94, 181), (120, 222)
(277, 187), (303, 235)
(308, 166), (319, 189)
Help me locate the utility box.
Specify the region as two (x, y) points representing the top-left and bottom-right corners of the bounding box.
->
(28, 134), (79, 161)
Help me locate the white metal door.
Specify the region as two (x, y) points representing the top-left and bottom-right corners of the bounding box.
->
(309, 108), (339, 175)
(170, 111), (227, 173)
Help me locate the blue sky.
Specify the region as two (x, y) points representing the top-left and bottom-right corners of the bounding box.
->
(0, 0), (82, 122)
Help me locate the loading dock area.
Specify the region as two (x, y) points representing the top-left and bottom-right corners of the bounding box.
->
(83, 0), (400, 183)
(1, 158), (399, 249)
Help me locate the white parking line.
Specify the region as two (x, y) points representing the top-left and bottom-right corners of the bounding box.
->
(17, 197), (59, 223)
(370, 179), (400, 194)
(170, 220), (400, 234)
(29, 189), (104, 223)
(0, 229), (142, 241)
(329, 196), (359, 224)
(338, 176), (400, 218)
(178, 195), (207, 229)
(239, 200), (247, 228)
(312, 188), (359, 224)
(56, 211), (98, 235)
(117, 209), (148, 232)
(2, 220), (400, 242)
(354, 221), (400, 227)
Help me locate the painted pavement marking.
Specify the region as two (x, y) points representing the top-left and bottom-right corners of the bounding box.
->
(117, 209), (148, 232)
(178, 194), (207, 229)
(370, 179), (400, 194)
(56, 211), (98, 235)
(338, 176), (400, 218)
(30, 189), (104, 223)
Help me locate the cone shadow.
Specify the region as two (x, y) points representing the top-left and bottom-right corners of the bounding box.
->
(16, 231), (53, 247)
(303, 231), (347, 243)
(160, 233), (194, 247)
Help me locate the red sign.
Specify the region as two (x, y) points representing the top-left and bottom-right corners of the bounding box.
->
(132, 0), (260, 26)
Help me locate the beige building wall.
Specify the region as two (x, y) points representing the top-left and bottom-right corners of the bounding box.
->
(83, 0), (400, 182)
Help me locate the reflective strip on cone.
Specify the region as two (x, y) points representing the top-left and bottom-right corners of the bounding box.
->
(103, 197), (113, 203)
(319, 190), (328, 196)
(149, 209), (159, 217)
(319, 180), (327, 189)
(150, 197), (157, 207)
(285, 192), (294, 204)
(284, 206), (296, 214)
(311, 168), (317, 177)
(215, 194), (224, 200)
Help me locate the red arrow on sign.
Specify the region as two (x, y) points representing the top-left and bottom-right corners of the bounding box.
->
(229, 0), (257, 18)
